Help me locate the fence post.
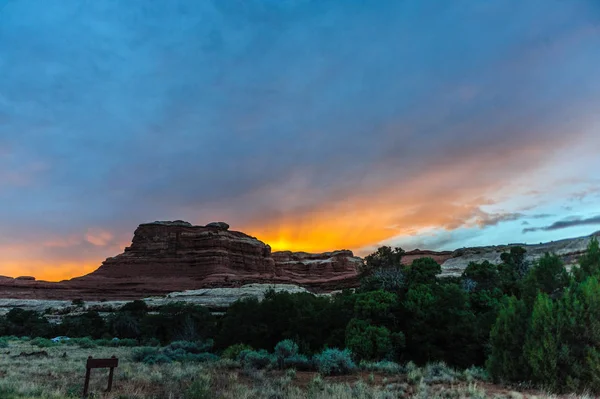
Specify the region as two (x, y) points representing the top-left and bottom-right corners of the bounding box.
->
(106, 356), (116, 392)
(82, 356), (92, 397)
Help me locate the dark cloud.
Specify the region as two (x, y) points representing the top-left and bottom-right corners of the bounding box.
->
(523, 215), (600, 233)
(476, 212), (524, 228)
(0, 0), (599, 276)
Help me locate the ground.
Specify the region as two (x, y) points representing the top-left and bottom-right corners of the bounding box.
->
(0, 340), (591, 399)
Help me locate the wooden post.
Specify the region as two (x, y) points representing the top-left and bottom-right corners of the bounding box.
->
(106, 356), (116, 392)
(83, 356), (92, 397)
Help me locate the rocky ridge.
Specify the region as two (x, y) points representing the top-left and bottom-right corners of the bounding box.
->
(0, 221), (597, 306)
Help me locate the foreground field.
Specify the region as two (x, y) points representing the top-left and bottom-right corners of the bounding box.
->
(0, 340), (592, 399)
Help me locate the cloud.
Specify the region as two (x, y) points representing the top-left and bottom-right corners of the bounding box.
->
(85, 229), (115, 247)
(523, 215), (600, 233)
(0, 0), (599, 277)
(474, 212), (524, 228)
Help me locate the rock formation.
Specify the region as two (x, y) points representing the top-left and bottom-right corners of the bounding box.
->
(0, 220), (597, 304)
(36, 221), (362, 299)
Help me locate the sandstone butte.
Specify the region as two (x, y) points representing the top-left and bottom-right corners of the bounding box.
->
(0, 221), (363, 300)
(0, 220), (598, 302)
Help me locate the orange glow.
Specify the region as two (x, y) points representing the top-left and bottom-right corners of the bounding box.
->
(0, 260), (100, 282)
(0, 141), (564, 281)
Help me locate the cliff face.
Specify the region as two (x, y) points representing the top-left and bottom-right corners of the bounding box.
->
(90, 221), (275, 282)
(65, 221), (361, 297)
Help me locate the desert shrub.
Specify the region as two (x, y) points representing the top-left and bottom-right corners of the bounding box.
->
(274, 339), (299, 369)
(186, 375), (211, 399)
(168, 340), (213, 354)
(239, 349), (275, 369)
(0, 339), (8, 348)
(360, 360), (404, 375)
(463, 366), (490, 382)
(221, 343), (253, 360)
(162, 347), (218, 363)
(142, 353), (173, 365)
(143, 337), (161, 347)
(406, 361), (423, 384)
(313, 348), (356, 376)
(30, 337), (56, 348)
(132, 347), (161, 362)
(424, 361), (459, 383)
(283, 354), (314, 371)
(74, 337), (96, 348)
(118, 338), (138, 347)
(213, 358), (241, 370)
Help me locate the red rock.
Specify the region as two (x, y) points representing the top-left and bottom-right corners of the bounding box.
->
(15, 276), (36, 281)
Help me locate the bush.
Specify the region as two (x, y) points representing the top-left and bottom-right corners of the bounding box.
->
(239, 349), (275, 369)
(118, 338), (138, 347)
(30, 338), (56, 348)
(0, 339), (8, 349)
(274, 339), (299, 369)
(283, 354), (314, 371)
(222, 343), (253, 360)
(143, 337), (161, 347)
(168, 340), (213, 354)
(74, 337), (96, 348)
(463, 366), (490, 382)
(313, 348), (356, 376)
(424, 361), (459, 383)
(132, 347), (161, 362)
(186, 375), (211, 399)
(360, 360), (404, 375)
(142, 353), (173, 365)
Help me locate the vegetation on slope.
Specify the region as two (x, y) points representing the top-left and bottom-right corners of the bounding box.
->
(0, 238), (599, 395)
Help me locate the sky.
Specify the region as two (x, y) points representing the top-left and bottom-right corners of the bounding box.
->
(1, 0), (599, 281)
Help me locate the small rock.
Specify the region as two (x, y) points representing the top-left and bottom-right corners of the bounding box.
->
(206, 222), (230, 230)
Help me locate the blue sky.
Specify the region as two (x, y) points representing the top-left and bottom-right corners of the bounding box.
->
(0, 0), (599, 280)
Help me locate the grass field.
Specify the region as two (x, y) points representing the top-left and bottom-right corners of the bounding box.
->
(0, 340), (593, 399)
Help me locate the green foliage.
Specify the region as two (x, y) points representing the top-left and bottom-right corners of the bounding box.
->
(574, 237), (600, 281)
(361, 246), (405, 276)
(359, 360), (404, 375)
(221, 344), (253, 360)
(487, 296), (529, 382)
(405, 257), (441, 287)
(238, 349), (275, 369)
(313, 348), (356, 376)
(185, 376), (211, 399)
(30, 337), (57, 348)
(283, 354), (314, 371)
(345, 318), (399, 361)
(167, 340), (213, 354)
(524, 293), (558, 389)
(132, 341), (217, 365)
(522, 253), (570, 307)
(274, 339), (299, 369)
(73, 337), (97, 348)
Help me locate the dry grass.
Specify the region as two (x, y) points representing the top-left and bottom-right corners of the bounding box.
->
(0, 340), (592, 398)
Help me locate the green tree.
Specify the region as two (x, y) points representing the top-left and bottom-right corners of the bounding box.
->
(487, 296), (529, 382)
(522, 253), (570, 308)
(574, 237), (600, 281)
(524, 293), (558, 389)
(404, 257), (441, 287)
(361, 246), (405, 276)
(345, 318), (402, 361)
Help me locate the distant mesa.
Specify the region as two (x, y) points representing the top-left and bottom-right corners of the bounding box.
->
(0, 221), (598, 302)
